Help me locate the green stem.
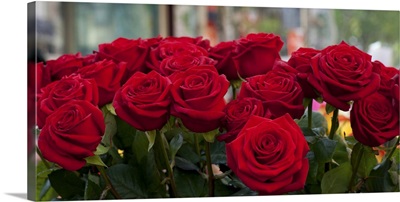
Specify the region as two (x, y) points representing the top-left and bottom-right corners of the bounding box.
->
(325, 108), (339, 172)
(205, 141), (214, 197)
(348, 146), (364, 192)
(155, 131), (178, 197)
(308, 101), (313, 129)
(194, 135), (201, 157)
(328, 109), (339, 139)
(96, 165), (122, 199)
(194, 135), (203, 168)
(231, 83), (237, 100)
(36, 147), (51, 169)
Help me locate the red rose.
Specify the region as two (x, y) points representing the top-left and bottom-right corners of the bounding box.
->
(308, 41), (380, 111)
(37, 74), (99, 129)
(113, 71), (172, 131)
(209, 40), (239, 80)
(170, 66), (230, 133)
(147, 41), (209, 72)
(226, 114), (309, 195)
(77, 59), (126, 106)
(163, 36), (211, 51)
(44, 53), (84, 82)
(38, 100), (105, 171)
(238, 63), (305, 119)
(232, 32), (284, 78)
(393, 78), (399, 112)
(372, 60), (399, 97)
(287, 47), (321, 98)
(95, 37), (149, 83)
(82, 53), (96, 66)
(350, 92), (399, 147)
(158, 52), (217, 76)
(217, 97), (266, 143)
(142, 36), (163, 49)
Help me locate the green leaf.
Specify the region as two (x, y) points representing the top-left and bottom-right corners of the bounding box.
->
(232, 187), (258, 196)
(93, 144), (109, 156)
(161, 116), (175, 134)
(36, 161), (58, 201)
(325, 103), (336, 114)
(304, 184), (322, 194)
(315, 96), (324, 103)
(214, 178), (237, 196)
(145, 130), (157, 152)
(105, 103), (116, 115)
(297, 111), (328, 132)
(38, 179), (58, 201)
(176, 143), (201, 164)
(131, 131), (150, 164)
(391, 147), (399, 163)
(174, 168), (207, 197)
(321, 162), (352, 193)
(210, 140), (227, 165)
(169, 133), (183, 160)
(351, 143), (377, 178)
(101, 105), (117, 147)
(312, 137), (337, 163)
(113, 116), (136, 149)
(107, 164), (148, 199)
(48, 169), (86, 199)
(306, 151), (319, 184)
(201, 129), (220, 143)
(84, 177), (102, 200)
(228, 176), (246, 189)
(85, 155), (107, 167)
(365, 159), (397, 192)
(345, 135), (357, 149)
(175, 156), (200, 171)
(333, 134), (350, 164)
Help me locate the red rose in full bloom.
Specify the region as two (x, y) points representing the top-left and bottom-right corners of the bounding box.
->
(226, 114), (309, 195)
(238, 63), (305, 119)
(287, 47), (321, 98)
(308, 41), (380, 111)
(170, 66), (230, 133)
(38, 100), (105, 171)
(147, 40), (209, 72)
(158, 52), (217, 76)
(162, 36), (211, 51)
(95, 37), (149, 83)
(76, 59), (126, 106)
(209, 40), (239, 80)
(113, 71), (172, 131)
(37, 74), (99, 129)
(350, 92), (399, 147)
(218, 97), (266, 143)
(232, 32), (284, 78)
(44, 53), (84, 82)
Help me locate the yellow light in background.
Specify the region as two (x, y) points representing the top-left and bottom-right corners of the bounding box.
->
(118, 149), (124, 158)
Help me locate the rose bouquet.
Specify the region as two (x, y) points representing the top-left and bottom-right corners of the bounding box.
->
(29, 32), (399, 200)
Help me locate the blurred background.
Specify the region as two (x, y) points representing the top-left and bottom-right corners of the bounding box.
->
(28, 1), (399, 67)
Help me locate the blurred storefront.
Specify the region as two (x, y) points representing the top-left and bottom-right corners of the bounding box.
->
(30, 2), (399, 67)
